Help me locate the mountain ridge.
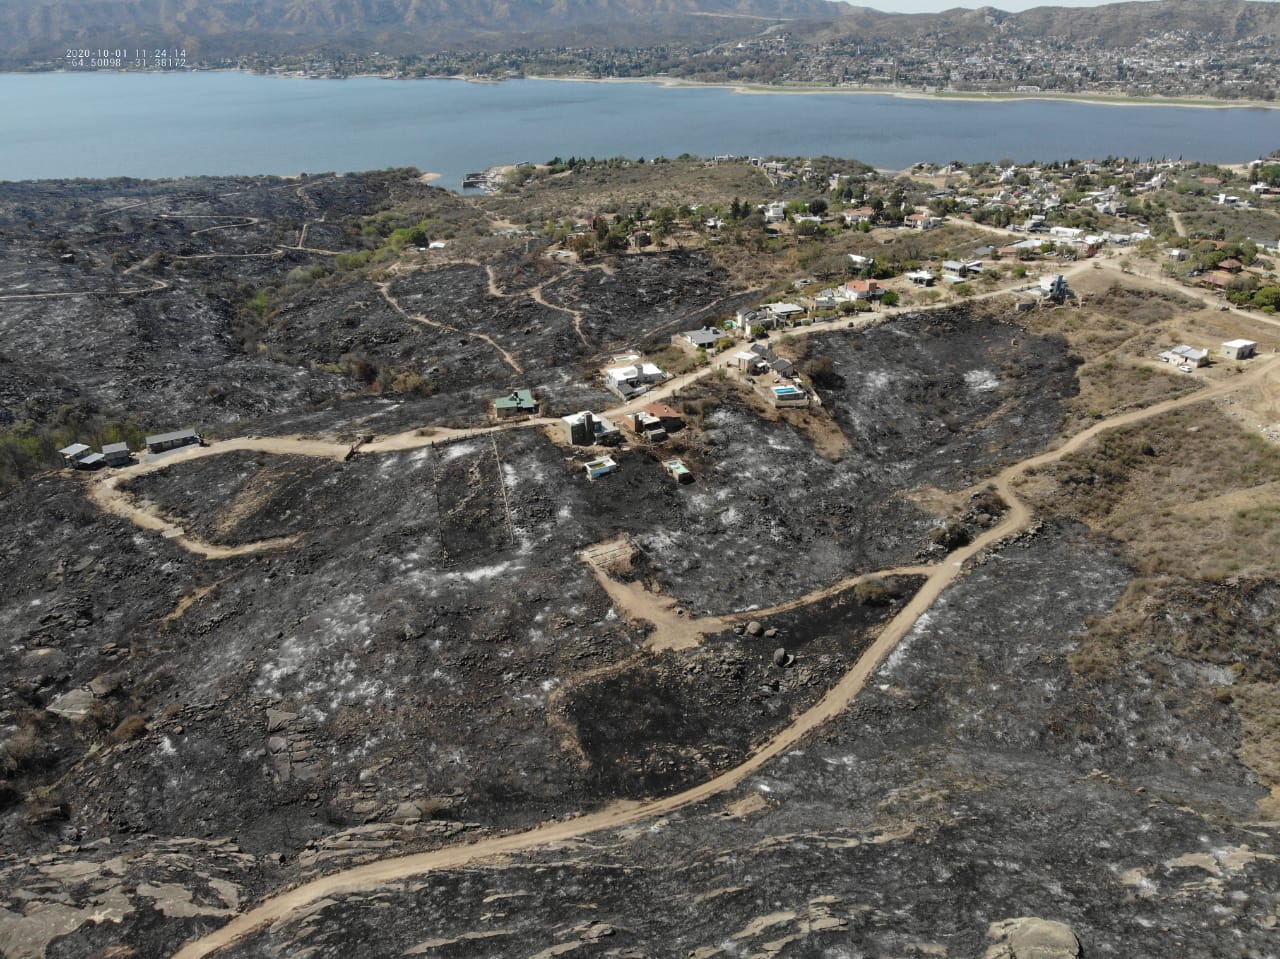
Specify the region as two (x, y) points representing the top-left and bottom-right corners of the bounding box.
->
(4, 0), (1280, 65)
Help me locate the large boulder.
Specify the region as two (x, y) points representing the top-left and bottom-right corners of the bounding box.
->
(986, 918), (1080, 959)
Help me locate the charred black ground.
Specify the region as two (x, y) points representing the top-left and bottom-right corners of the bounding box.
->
(1, 169), (1277, 959)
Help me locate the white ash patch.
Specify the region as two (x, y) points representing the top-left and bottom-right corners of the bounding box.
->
(437, 440), (480, 463)
(964, 369), (1000, 392)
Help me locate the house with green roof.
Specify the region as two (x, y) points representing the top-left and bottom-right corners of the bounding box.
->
(494, 389), (537, 418)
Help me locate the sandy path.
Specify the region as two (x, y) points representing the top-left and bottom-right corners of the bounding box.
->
(82, 424), (555, 557)
(483, 261), (593, 347)
(581, 533), (937, 653)
(169, 350), (1280, 959)
(85, 471), (301, 560)
(83, 437), (349, 559)
(376, 280), (525, 375)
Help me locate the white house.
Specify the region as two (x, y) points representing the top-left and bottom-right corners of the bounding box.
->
(1159, 345), (1210, 367)
(1221, 339), (1257, 360)
(766, 302), (806, 323)
(603, 362), (665, 399)
(905, 213), (942, 231)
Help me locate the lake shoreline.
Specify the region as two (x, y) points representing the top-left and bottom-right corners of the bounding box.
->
(18, 67), (1278, 111)
(523, 73), (1280, 111)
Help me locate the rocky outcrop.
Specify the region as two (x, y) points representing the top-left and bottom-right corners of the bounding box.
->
(986, 918), (1081, 959)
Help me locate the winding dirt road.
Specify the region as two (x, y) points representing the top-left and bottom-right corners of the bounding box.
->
(167, 340), (1280, 959)
(82, 257), (1097, 560)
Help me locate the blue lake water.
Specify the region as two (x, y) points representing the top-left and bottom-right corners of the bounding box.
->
(2, 71), (1278, 188)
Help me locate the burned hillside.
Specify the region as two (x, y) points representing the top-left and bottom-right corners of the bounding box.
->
(3, 166), (1279, 959)
(807, 309), (1081, 489)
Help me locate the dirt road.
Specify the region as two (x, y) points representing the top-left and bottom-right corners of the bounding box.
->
(167, 343), (1280, 959)
(82, 263), (1087, 559)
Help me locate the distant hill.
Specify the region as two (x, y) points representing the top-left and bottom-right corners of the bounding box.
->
(792, 0), (1280, 49)
(4, 0), (1280, 66)
(0, 0), (847, 63)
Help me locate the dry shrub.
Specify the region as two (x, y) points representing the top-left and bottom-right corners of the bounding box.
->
(1229, 683), (1280, 816)
(1, 723), (45, 774)
(110, 714), (149, 743)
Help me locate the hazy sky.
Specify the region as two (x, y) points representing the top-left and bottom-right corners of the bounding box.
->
(853, 0), (1277, 11)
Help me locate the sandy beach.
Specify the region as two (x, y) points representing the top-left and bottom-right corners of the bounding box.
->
(524, 72), (1280, 111)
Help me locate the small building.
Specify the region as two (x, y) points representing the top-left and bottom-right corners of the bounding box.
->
(672, 327), (723, 354)
(1159, 345), (1210, 367)
(74, 452), (105, 470)
(494, 388), (537, 418)
(848, 253), (875, 269)
(58, 443), (90, 465)
(561, 411), (621, 447)
(838, 279), (882, 302)
(603, 363), (665, 400)
(102, 442), (132, 467)
(907, 269), (935, 286)
(664, 459), (693, 484)
(733, 351), (768, 374)
(1038, 274), (1071, 299)
(763, 202), (787, 223)
(642, 403), (684, 433)
(766, 302), (806, 323)
(146, 429), (200, 453)
(811, 289), (841, 310)
(584, 456), (618, 481)
(625, 411), (668, 442)
(905, 213), (941, 231)
(1221, 339), (1257, 360)
(735, 308), (767, 335)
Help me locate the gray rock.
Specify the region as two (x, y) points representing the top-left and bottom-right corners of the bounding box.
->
(265, 708), (298, 732)
(88, 672), (125, 697)
(576, 921), (616, 940)
(746, 621), (763, 636)
(46, 689), (96, 721)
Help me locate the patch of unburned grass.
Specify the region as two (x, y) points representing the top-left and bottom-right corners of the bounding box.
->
(477, 158), (771, 226)
(1067, 357), (1202, 432)
(1028, 402), (1280, 813)
(1229, 683), (1280, 816)
(1024, 402), (1280, 580)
